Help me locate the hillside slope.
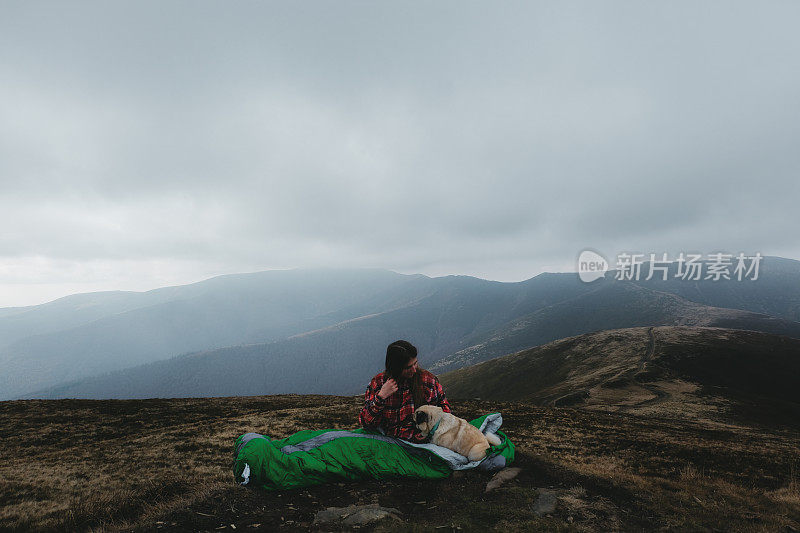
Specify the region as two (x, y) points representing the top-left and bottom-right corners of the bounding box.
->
(431, 282), (800, 373)
(440, 326), (800, 427)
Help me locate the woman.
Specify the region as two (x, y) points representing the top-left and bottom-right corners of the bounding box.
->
(359, 340), (451, 443)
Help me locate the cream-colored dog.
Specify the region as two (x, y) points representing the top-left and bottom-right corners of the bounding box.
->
(414, 405), (502, 461)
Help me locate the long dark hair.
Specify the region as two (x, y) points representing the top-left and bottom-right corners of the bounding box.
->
(385, 340), (428, 408)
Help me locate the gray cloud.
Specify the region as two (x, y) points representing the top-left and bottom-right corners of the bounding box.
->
(1, 1), (799, 306)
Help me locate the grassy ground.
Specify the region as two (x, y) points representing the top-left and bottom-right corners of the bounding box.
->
(1, 395), (798, 532)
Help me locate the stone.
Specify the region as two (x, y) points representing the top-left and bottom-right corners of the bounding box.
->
(532, 489), (558, 516)
(485, 467), (522, 493)
(342, 507), (401, 526)
(313, 503), (402, 527)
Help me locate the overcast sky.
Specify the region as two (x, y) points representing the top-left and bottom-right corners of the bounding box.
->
(1, 1), (799, 307)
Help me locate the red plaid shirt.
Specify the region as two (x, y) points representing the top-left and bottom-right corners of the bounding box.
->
(359, 369), (451, 443)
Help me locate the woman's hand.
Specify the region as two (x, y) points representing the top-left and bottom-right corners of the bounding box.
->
(377, 378), (398, 399)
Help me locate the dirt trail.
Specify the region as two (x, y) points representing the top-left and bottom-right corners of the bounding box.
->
(639, 326), (656, 371)
(606, 327), (670, 411)
(632, 327), (670, 407)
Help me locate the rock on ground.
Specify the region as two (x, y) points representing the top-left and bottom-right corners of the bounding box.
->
(313, 503), (403, 527)
(485, 467), (522, 493)
(532, 488), (558, 516)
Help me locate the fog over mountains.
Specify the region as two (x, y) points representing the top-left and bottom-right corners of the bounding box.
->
(2, 256), (799, 400)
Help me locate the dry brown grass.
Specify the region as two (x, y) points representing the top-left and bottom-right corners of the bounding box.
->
(1, 396), (799, 532)
(0, 395), (348, 531)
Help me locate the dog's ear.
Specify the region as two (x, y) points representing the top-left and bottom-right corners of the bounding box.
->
(415, 410), (428, 424)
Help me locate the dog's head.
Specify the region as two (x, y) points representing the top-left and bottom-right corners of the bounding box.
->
(414, 404), (444, 436)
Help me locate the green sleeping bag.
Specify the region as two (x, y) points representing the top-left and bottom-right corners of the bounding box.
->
(233, 413), (514, 491)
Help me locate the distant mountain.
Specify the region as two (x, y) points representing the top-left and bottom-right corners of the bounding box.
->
(1, 268), (612, 400)
(439, 326), (800, 427)
(0, 290), (165, 347)
(7, 256), (800, 400)
(0, 269), (435, 399)
(21, 275), (594, 399)
(25, 284), (800, 400)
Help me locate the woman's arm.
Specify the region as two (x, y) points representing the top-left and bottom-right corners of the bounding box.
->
(358, 377), (387, 429)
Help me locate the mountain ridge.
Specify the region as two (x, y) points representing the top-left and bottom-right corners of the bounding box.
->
(5, 257), (800, 400)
